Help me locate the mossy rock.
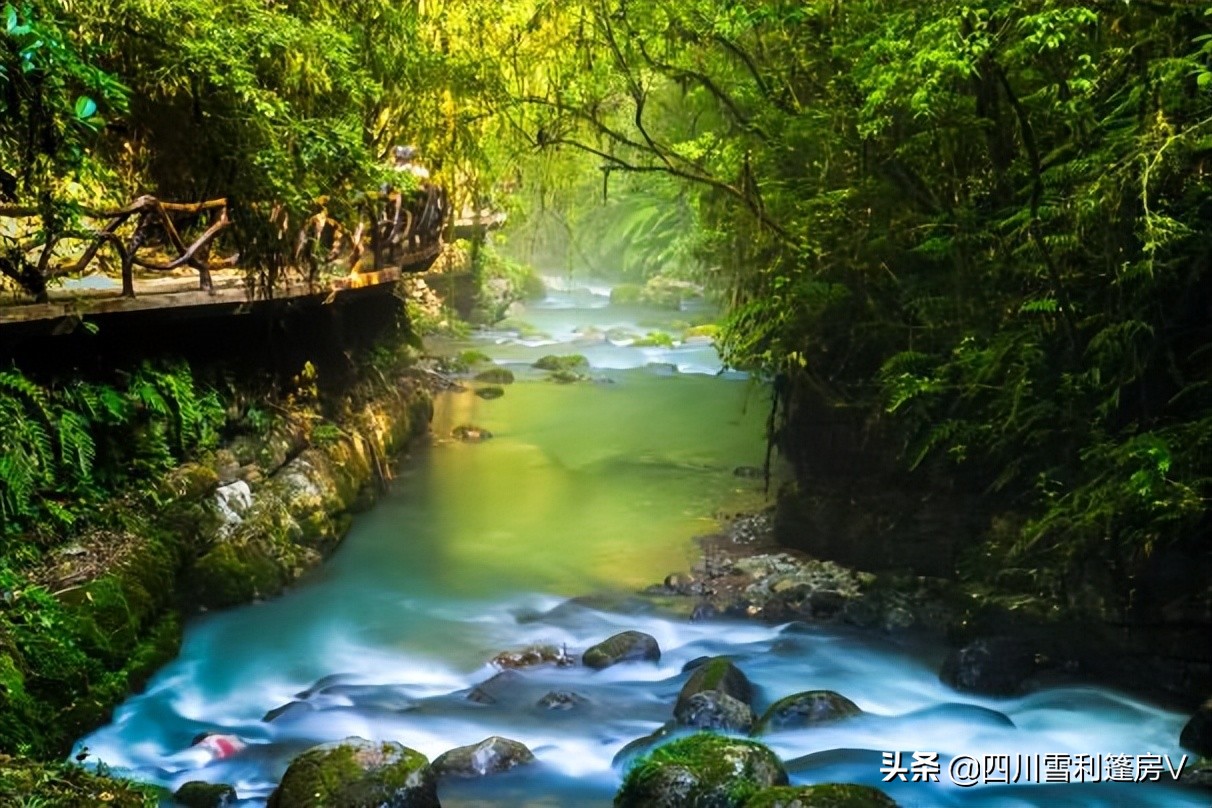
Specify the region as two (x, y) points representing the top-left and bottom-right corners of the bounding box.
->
(432, 736), (535, 778)
(175, 780), (238, 808)
(161, 462), (221, 500)
(676, 657), (754, 714)
(496, 319), (549, 339)
(640, 276), (699, 309)
(548, 369), (588, 384)
(520, 270), (547, 300)
(612, 721), (694, 769)
(610, 283), (644, 305)
(615, 733), (788, 808)
(459, 350), (493, 367)
(684, 324), (720, 340)
(268, 737), (439, 808)
(583, 630), (661, 670)
(473, 368), (515, 385)
(189, 539), (290, 609)
(452, 425), (492, 442)
(475, 385), (505, 400)
(270, 450), (348, 545)
(533, 354), (589, 372)
(752, 691), (861, 735)
(632, 331), (676, 348)
(606, 327), (639, 342)
(744, 784), (898, 808)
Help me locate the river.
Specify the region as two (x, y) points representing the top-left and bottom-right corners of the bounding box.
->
(75, 276), (1203, 807)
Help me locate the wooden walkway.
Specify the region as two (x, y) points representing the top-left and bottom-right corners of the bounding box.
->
(1, 266), (399, 326)
(0, 189), (459, 333)
(0, 193), (504, 334)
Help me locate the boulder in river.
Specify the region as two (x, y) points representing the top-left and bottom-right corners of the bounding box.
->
(537, 690), (589, 710)
(615, 733), (788, 808)
(548, 369), (589, 383)
(432, 736), (535, 778)
(467, 670), (526, 705)
(532, 354), (589, 372)
(582, 630), (661, 669)
(473, 368), (515, 385)
(744, 783), (899, 807)
(452, 424), (492, 442)
(267, 737), (438, 808)
(753, 690), (862, 735)
(474, 385), (505, 400)
(1180, 698), (1212, 757)
(174, 781), (237, 808)
(490, 643), (572, 669)
(675, 690), (757, 733)
(939, 636), (1056, 696)
(676, 657), (754, 712)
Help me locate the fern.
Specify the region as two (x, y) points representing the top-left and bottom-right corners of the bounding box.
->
(54, 409), (96, 482)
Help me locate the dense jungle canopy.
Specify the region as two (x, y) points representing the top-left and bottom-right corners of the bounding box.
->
(2, 0), (1211, 609)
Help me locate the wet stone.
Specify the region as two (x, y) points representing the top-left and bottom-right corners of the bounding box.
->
(491, 643), (573, 669)
(536, 690), (589, 710)
(582, 630), (661, 669)
(174, 781), (237, 808)
(432, 736), (535, 779)
(674, 690), (756, 733)
(753, 690), (862, 734)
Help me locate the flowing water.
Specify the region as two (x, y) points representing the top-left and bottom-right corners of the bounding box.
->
(76, 277), (1204, 807)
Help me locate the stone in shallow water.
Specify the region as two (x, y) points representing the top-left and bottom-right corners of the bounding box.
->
(1180, 698), (1212, 758)
(674, 690), (757, 733)
(753, 690), (862, 735)
(268, 737), (438, 808)
(473, 367), (515, 385)
(939, 636), (1055, 696)
(675, 657), (754, 715)
(490, 643), (572, 669)
(474, 385), (505, 399)
(467, 669), (527, 705)
(536, 690), (589, 710)
(615, 733), (788, 808)
(432, 736), (535, 778)
(582, 630), (661, 669)
(452, 424), (492, 442)
(174, 781), (237, 808)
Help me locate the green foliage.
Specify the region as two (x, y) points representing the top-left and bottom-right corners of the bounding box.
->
(0, 754), (156, 807)
(0, 363), (227, 537)
(479, 0), (1212, 609)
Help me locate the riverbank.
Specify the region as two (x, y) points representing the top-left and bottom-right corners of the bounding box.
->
(0, 342), (434, 806)
(641, 503), (1212, 791)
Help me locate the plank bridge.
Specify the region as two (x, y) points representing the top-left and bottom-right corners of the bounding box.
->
(0, 183), (463, 333)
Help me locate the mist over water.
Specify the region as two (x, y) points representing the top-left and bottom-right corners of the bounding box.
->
(75, 279), (1202, 807)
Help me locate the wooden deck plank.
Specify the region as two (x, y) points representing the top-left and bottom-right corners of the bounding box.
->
(0, 243), (443, 328)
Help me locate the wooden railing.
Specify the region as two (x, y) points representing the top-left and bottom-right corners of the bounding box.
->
(293, 185), (448, 282)
(0, 196), (234, 302)
(0, 183), (448, 303)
